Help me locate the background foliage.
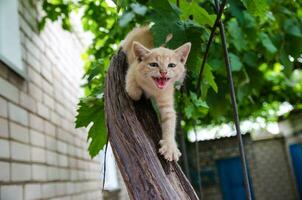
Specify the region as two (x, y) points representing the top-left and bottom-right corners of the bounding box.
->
(40, 0), (302, 157)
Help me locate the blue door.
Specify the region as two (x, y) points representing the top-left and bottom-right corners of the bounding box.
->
(290, 144), (302, 200)
(217, 157), (252, 200)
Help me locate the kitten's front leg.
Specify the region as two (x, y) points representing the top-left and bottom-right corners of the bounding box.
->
(125, 68), (143, 101)
(157, 103), (181, 161)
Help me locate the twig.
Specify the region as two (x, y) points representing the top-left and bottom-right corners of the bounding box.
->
(196, 0), (227, 97)
(213, 0), (252, 199)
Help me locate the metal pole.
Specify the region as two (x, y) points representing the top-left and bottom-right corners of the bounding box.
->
(214, 0), (252, 199)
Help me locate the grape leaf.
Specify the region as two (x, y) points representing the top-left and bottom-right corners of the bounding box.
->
(75, 97), (106, 158)
(204, 64), (218, 93)
(259, 32), (277, 54)
(229, 53), (243, 71)
(180, 0), (215, 26)
(227, 19), (247, 51)
(241, 0), (268, 18)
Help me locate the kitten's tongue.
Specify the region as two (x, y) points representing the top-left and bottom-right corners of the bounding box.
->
(158, 79), (165, 88)
(153, 77), (169, 89)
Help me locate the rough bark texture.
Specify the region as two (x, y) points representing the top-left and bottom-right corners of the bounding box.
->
(104, 50), (199, 200)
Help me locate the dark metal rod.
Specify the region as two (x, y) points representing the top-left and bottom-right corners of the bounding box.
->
(214, 0), (252, 199)
(177, 111), (191, 181)
(196, 0), (227, 96)
(193, 126), (203, 199)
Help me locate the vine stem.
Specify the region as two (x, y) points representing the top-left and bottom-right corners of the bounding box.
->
(196, 0), (227, 96)
(214, 0), (252, 199)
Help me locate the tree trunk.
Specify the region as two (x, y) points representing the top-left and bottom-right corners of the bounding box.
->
(104, 50), (199, 200)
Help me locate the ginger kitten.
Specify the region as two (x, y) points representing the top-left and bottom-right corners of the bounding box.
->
(122, 26), (191, 161)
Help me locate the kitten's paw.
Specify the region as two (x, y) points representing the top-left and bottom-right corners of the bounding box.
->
(159, 140), (181, 162)
(126, 89), (142, 101)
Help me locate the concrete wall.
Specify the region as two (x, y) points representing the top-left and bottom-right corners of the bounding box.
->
(0, 1), (102, 199)
(251, 138), (297, 200)
(193, 135), (298, 200)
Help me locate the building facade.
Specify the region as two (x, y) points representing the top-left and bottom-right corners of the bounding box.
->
(0, 0), (102, 199)
(189, 120), (302, 200)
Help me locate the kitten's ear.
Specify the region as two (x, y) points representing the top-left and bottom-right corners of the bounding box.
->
(175, 42), (191, 64)
(132, 41), (150, 61)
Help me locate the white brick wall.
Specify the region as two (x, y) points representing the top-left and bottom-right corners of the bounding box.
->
(0, 161), (10, 181)
(1, 185), (23, 200)
(0, 139), (10, 158)
(0, 0), (102, 199)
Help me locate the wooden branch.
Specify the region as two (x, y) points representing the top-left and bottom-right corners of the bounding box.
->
(104, 50), (199, 200)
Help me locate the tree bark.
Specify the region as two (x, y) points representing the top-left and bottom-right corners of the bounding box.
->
(104, 50), (199, 200)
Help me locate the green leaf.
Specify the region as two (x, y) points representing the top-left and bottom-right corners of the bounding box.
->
(229, 53), (243, 71)
(283, 19), (302, 37)
(241, 0), (268, 18)
(75, 98), (100, 128)
(227, 19), (247, 51)
(75, 97), (107, 158)
(180, 0), (215, 26)
(149, 0), (204, 71)
(204, 64), (218, 93)
(259, 32), (277, 54)
(184, 104), (194, 119)
(87, 111), (107, 157)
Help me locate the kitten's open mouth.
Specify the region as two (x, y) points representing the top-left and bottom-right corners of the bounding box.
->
(152, 77), (170, 89)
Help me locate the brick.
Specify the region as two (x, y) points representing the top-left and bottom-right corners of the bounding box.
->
(47, 166), (59, 180)
(30, 129), (45, 147)
(58, 154), (68, 167)
(32, 34), (45, 53)
(1, 185), (23, 200)
(59, 168), (69, 180)
(57, 140), (68, 154)
(42, 183), (56, 198)
(27, 66), (42, 86)
(42, 79), (53, 96)
(46, 150), (58, 165)
(41, 67), (53, 84)
(11, 163), (31, 181)
(29, 114), (44, 132)
(20, 92), (36, 112)
(11, 141), (30, 161)
(0, 139), (9, 158)
(10, 122), (29, 143)
(32, 164), (47, 181)
(28, 82), (42, 101)
(46, 135), (56, 151)
(26, 51), (41, 73)
(24, 37), (41, 61)
(31, 146), (46, 163)
(43, 93), (55, 110)
(44, 121), (56, 136)
(50, 111), (61, 125)
(0, 161), (10, 181)
(25, 184), (42, 200)
(0, 78), (19, 103)
(37, 102), (50, 119)
(0, 96), (7, 117)
(0, 118), (9, 138)
(19, 15), (33, 38)
(8, 103), (28, 126)
(56, 182), (66, 196)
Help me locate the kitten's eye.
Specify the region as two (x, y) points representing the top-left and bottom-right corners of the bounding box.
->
(149, 62), (159, 67)
(168, 63), (176, 68)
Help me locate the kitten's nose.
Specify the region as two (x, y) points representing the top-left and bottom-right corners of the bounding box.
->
(160, 71), (167, 76)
